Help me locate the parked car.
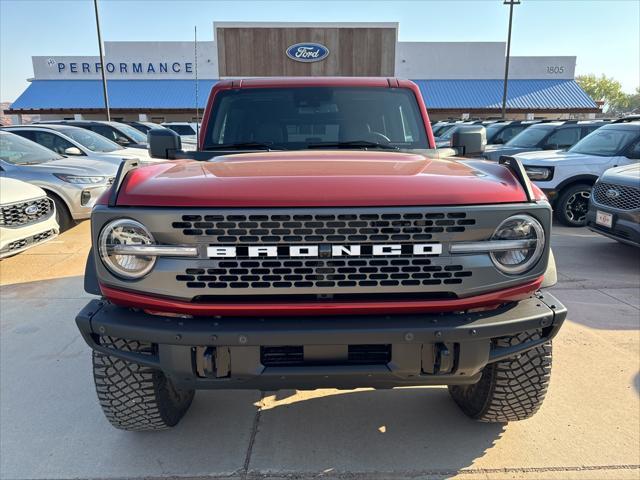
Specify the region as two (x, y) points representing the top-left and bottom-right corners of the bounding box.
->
(0, 177), (59, 258)
(161, 122), (199, 138)
(587, 163), (640, 246)
(484, 121), (538, 145)
(0, 131), (118, 231)
(35, 120), (149, 149)
(434, 121), (486, 148)
(124, 121), (167, 134)
(3, 124), (154, 164)
(483, 121), (607, 161)
(161, 122), (199, 151)
(514, 121), (640, 226)
(431, 121), (460, 137)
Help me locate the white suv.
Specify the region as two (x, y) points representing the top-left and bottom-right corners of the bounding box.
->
(0, 177), (59, 258)
(514, 120), (640, 226)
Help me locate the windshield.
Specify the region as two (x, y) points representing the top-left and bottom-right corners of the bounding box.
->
(440, 125), (471, 140)
(166, 124), (196, 136)
(434, 124), (458, 138)
(114, 124), (148, 144)
(505, 125), (553, 148)
(61, 127), (123, 152)
(204, 87), (429, 150)
(485, 123), (507, 142)
(432, 123), (452, 136)
(569, 128), (638, 156)
(0, 132), (63, 164)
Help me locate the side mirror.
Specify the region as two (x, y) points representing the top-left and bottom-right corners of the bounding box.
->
(149, 128), (182, 159)
(451, 126), (486, 156)
(492, 138), (505, 145)
(64, 146), (83, 156)
(115, 136), (130, 145)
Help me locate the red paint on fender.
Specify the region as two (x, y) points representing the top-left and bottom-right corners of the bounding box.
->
(100, 277), (543, 317)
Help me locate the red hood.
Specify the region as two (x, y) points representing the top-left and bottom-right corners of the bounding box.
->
(115, 151), (530, 207)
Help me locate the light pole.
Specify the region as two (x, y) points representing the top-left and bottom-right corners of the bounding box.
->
(93, 0), (110, 121)
(501, 0), (520, 120)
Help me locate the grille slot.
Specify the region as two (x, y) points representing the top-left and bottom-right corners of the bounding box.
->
(261, 346), (304, 366)
(593, 183), (640, 210)
(176, 258), (472, 291)
(1, 229), (56, 254)
(172, 212), (476, 243)
(260, 344), (391, 367)
(0, 197), (53, 227)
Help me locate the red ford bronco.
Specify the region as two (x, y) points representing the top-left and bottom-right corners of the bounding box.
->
(76, 78), (565, 431)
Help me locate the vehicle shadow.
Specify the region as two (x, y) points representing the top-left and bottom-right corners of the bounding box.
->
(187, 387), (505, 476)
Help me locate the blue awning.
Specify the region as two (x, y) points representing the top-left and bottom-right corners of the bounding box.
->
(9, 80), (218, 110)
(413, 79), (597, 110)
(8, 79), (597, 111)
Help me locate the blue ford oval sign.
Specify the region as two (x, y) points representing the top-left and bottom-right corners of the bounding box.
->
(286, 43), (330, 62)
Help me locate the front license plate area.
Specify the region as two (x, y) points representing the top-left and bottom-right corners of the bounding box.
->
(596, 210), (613, 228)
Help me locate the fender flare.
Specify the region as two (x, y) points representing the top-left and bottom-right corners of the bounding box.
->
(84, 248), (101, 295)
(541, 249), (557, 288)
(555, 174), (599, 193)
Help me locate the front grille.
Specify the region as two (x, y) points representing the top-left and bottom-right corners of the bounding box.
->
(172, 212), (476, 244)
(176, 258), (472, 290)
(260, 344), (391, 367)
(2, 229), (56, 254)
(0, 197), (53, 227)
(593, 182), (640, 210)
(93, 204), (552, 300)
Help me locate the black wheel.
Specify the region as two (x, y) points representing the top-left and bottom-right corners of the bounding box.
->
(49, 194), (73, 232)
(448, 330), (552, 422)
(92, 336), (195, 431)
(555, 184), (592, 227)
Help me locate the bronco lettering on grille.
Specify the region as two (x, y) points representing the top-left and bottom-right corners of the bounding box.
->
(206, 243), (443, 258)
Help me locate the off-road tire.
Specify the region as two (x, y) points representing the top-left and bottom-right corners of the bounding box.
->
(92, 337), (195, 431)
(448, 330), (552, 422)
(555, 183), (592, 227)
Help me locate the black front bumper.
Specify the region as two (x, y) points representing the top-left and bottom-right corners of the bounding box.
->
(76, 292), (566, 391)
(587, 206), (640, 247)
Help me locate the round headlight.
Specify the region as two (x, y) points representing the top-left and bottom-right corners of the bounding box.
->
(490, 215), (545, 275)
(98, 219), (156, 279)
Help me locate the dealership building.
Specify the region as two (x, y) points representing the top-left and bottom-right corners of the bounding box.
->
(5, 22), (599, 123)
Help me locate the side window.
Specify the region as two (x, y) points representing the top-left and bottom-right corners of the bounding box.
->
(90, 125), (120, 143)
(545, 127), (581, 148)
(10, 130), (36, 142)
(626, 139), (640, 160)
(581, 126), (600, 138)
(500, 125), (527, 143)
(33, 132), (75, 154)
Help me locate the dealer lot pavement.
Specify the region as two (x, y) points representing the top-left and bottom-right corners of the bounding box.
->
(1, 222), (639, 480)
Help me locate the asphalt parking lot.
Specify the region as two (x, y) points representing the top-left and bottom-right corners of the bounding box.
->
(1, 221), (639, 480)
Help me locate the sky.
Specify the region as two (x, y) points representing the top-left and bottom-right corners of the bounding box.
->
(1, 0), (638, 102)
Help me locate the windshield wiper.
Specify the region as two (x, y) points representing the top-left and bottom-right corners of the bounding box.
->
(206, 142), (278, 151)
(307, 140), (399, 150)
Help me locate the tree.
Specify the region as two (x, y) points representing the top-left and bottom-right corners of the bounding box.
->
(576, 74), (628, 114)
(625, 88), (640, 114)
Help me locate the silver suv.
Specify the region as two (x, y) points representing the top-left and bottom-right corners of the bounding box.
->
(0, 131), (118, 231)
